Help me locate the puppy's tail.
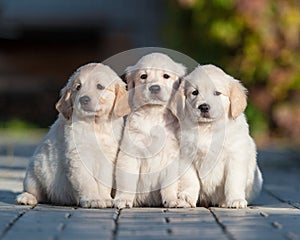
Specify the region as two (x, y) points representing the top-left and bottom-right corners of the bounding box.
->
(246, 166), (263, 204)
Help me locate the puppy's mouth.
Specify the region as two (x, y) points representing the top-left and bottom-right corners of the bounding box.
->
(148, 93), (167, 103)
(78, 106), (98, 116)
(201, 112), (211, 119)
(82, 108), (98, 113)
(198, 113), (214, 123)
(191, 109), (215, 123)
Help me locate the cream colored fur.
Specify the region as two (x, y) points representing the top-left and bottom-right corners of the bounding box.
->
(114, 53), (186, 208)
(17, 63), (129, 208)
(174, 65), (263, 208)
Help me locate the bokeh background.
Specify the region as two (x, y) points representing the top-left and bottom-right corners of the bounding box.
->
(0, 0), (299, 149)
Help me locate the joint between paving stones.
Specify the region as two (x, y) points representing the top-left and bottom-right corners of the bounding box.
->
(209, 208), (237, 240)
(112, 208), (121, 240)
(0, 205), (35, 240)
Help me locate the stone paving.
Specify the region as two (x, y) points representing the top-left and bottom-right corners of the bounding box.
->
(0, 143), (299, 240)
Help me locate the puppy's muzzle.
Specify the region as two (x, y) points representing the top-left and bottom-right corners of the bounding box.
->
(198, 103), (210, 113)
(79, 96), (91, 106)
(149, 84), (161, 94)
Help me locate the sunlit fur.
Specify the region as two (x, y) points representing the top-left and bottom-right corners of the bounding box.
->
(114, 53), (186, 208)
(174, 65), (263, 208)
(17, 63), (130, 208)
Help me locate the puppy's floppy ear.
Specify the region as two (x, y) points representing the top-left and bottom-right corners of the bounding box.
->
(56, 85), (73, 120)
(229, 79), (247, 119)
(169, 80), (186, 121)
(113, 81), (130, 118)
(55, 69), (80, 120)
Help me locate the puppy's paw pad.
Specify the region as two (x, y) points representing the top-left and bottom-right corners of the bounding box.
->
(163, 200), (178, 208)
(79, 199), (107, 208)
(113, 199), (133, 209)
(16, 192), (38, 206)
(224, 199), (248, 209)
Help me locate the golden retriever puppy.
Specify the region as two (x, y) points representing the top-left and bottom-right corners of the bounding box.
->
(114, 53), (186, 208)
(17, 63), (129, 208)
(173, 65), (263, 208)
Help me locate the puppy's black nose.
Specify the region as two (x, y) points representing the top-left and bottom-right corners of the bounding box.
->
(149, 84), (161, 94)
(198, 103), (210, 113)
(79, 96), (91, 105)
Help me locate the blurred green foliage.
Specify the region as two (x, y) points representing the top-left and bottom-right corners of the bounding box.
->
(0, 119), (45, 143)
(164, 0), (300, 145)
(0, 119), (37, 130)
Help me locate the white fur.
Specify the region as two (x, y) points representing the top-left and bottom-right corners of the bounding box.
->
(114, 53), (186, 208)
(175, 65), (263, 208)
(17, 63), (129, 208)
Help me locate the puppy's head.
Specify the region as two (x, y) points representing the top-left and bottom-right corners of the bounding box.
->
(56, 63), (129, 120)
(125, 53), (186, 110)
(176, 65), (247, 123)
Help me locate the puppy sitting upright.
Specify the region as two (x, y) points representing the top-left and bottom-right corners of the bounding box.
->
(174, 65), (263, 208)
(17, 63), (129, 208)
(114, 53), (186, 208)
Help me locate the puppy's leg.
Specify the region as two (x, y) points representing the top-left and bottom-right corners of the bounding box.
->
(97, 184), (114, 208)
(177, 143), (200, 208)
(76, 184), (107, 209)
(223, 155), (248, 208)
(75, 180), (106, 209)
(68, 160), (108, 208)
(16, 169), (41, 205)
(160, 161), (180, 208)
(177, 165), (200, 208)
(161, 181), (178, 208)
(93, 161), (116, 208)
(114, 154), (139, 209)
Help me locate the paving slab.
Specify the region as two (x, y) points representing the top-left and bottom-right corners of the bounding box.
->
(0, 148), (299, 240)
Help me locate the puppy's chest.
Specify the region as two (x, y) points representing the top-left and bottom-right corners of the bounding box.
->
(181, 128), (227, 185)
(128, 114), (178, 146)
(68, 122), (119, 160)
(181, 128), (212, 157)
(95, 126), (120, 156)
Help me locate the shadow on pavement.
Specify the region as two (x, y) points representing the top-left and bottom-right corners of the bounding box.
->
(0, 190), (20, 205)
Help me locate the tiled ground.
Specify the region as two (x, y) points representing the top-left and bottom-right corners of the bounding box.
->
(0, 144), (299, 240)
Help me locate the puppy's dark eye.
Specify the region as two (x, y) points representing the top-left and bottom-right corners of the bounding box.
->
(75, 83), (81, 91)
(163, 74), (170, 79)
(192, 89), (199, 96)
(97, 84), (105, 90)
(140, 74), (147, 79)
(214, 91), (221, 96)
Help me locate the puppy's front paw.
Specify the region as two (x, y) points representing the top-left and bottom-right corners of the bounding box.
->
(105, 199), (113, 208)
(177, 192), (196, 208)
(79, 198), (107, 208)
(221, 199), (248, 209)
(163, 200), (178, 208)
(17, 192), (38, 206)
(113, 198), (133, 209)
(176, 199), (193, 208)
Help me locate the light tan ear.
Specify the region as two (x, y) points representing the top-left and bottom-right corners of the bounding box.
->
(113, 82), (130, 118)
(55, 87), (73, 120)
(169, 81), (186, 121)
(229, 79), (247, 119)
